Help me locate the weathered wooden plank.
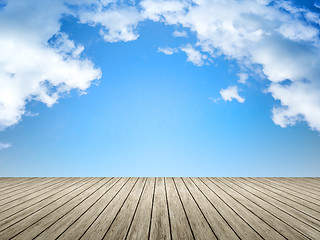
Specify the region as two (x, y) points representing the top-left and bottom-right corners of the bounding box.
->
(149, 177), (171, 240)
(183, 178), (239, 240)
(292, 177), (320, 187)
(218, 178), (309, 240)
(0, 178), (37, 191)
(11, 178), (110, 240)
(56, 178), (128, 240)
(0, 177), (318, 240)
(0, 178), (53, 200)
(252, 178), (320, 211)
(0, 178), (85, 221)
(260, 178), (320, 199)
(254, 178), (320, 206)
(0, 178), (90, 231)
(227, 178), (320, 239)
(166, 177), (194, 240)
(174, 177), (217, 240)
(242, 178), (320, 219)
(79, 178), (138, 240)
(126, 177), (155, 240)
(206, 178), (284, 240)
(0, 178), (38, 188)
(33, 178), (118, 240)
(0, 178), (102, 239)
(103, 178), (147, 239)
(239, 179), (320, 230)
(276, 178), (320, 193)
(0, 178), (70, 213)
(192, 178), (262, 240)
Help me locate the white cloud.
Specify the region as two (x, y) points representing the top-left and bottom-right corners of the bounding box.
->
(173, 30), (187, 37)
(220, 86), (245, 103)
(158, 47), (177, 55)
(315, 1), (320, 9)
(141, 0), (187, 23)
(139, 0), (320, 132)
(209, 97), (220, 103)
(0, 0), (101, 130)
(237, 73), (249, 84)
(78, 4), (142, 42)
(0, 142), (11, 150)
(2, 0), (320, 134)
(270, 81), (320, 131)
(180, 44), (204, 66)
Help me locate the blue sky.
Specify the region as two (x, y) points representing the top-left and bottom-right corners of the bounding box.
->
(0, 0), (320, 176)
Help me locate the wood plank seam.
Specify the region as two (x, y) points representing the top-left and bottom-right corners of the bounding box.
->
(172, 177), (196, 240)
(0, 178), (318, 240)
(55, 177), (121, 239)
(240, 178), (320, 226)
(201, 178), (264, 239)
(227, 178), (318, 239)
(0, 177), (88, 222)
(214, 178), (291, 239)
(6, 178), (106, 239)
(77, 177), (131, 239)
(0, 178), (93, 233)
(147, 177), (156, 240)
(251, 178), (320, 206)
(189, 178), (241, 239)
(32, 178), (115, 239)
(124, 178), (148, 239)
(164, 177), (173, 240)
(0, 178), (71, 211)
(181, 177), (218, 239)
(101, 178), (140, 239)
(242, 178), (320, 217)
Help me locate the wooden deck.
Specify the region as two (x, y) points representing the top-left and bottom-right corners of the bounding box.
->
(0, 178), (319, 240)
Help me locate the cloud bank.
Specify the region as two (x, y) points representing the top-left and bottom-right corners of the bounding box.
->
(0, 0), (101, 130)
(138, 0), (320, 131)
(1, 0), (320, 133)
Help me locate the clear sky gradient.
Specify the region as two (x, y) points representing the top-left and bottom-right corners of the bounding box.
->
(0, 0), (320, 176)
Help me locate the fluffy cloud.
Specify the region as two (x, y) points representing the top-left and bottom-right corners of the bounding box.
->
(139, 0), (320, 132)
(0, 142), (11, 150)
(0, 0), (101, 130)
(158, 47), (178, 55)
(180, 44), (205, 66)
(78, 3), (142, 42)
(173, 30), (187, 37)
(270, 81), (320, 131)
(140, 0), (187, 23)
(220, 86), (245, 103)
(2, 0), (320, 133)
(237, 73), (249, 84)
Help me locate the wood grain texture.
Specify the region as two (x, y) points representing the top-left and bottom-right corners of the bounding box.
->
(0, 177), (319, 240)
(149, 177), (171, 240)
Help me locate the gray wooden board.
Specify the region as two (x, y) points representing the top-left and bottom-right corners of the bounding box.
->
(126, 177), (155, 240)
(149, 177), (171, 240)
(0, 178), (91, 230)
(192, 178), (262, 239)
(0, 177), (318, 240)
(260, 177), (320, 199)
(254, 178), (320, 206)
(227, 178), (320, 239)
(275, 178), (320, 194)
(242, 178), (320, 218)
